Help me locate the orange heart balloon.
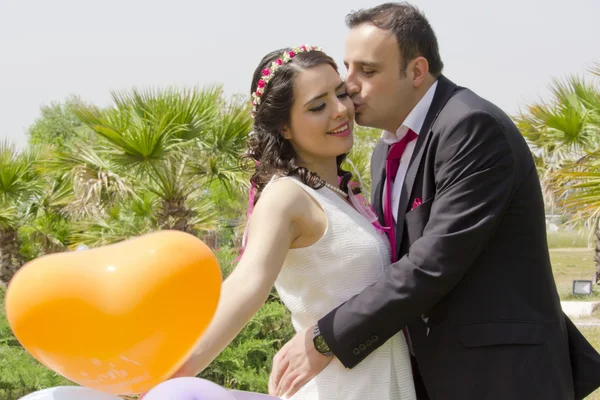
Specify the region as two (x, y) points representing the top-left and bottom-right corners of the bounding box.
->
(4, 230), (221, 396)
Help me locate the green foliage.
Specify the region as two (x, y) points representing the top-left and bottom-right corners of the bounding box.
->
(515, 65), (600, 218)
(516, 63), (600, 282)
(0, 87), (253, 282)
(344, 125), (381, 197)
(215, 247), (241, 279)
(0, 286), (17, 347)
(199, 300), (294, 393)
(28, 96), (94, 150)
(0, 141), (39, 204)
(18, 215), (72, 260)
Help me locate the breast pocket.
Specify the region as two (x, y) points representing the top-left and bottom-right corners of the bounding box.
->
(459, 321), (546, 348)
(404, 197), (433, 246)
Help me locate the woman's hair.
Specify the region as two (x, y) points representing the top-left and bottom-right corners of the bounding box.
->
(242, 47), (357, 205)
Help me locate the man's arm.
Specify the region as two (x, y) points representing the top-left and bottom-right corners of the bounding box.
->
(319, 110), (517, 368)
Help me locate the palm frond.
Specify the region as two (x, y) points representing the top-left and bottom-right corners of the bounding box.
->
(188, 196), (219, 233)
(551, 151), (600, 222)
(201, 98), (253, 159)
(0, 141), (40, 203)
(72, 86), (225, 171)
(515, 74), (600, 166)
(69, 211), (155, 248)
(0, 204), (18, 231)
(18, 213), (70, 254)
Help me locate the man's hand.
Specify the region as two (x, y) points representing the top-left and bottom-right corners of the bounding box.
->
(268, 326), (333, 398)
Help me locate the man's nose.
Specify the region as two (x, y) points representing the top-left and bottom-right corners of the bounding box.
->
(345, 71), (360, 96)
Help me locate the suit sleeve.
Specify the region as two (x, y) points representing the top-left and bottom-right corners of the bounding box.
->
(318, 111), (518, 368)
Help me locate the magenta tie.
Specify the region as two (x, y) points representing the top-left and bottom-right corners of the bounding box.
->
(383, 129), (418, 261)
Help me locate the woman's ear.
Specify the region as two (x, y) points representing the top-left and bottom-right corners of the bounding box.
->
(281, 126), (293, 140)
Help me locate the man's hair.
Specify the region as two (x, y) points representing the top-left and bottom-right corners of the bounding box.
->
(346, 2), (444, 77)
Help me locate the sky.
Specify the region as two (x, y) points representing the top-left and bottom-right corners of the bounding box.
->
(1, 0), (599, 149)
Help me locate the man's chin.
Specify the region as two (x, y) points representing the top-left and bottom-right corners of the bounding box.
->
(354, 114), (373, 128)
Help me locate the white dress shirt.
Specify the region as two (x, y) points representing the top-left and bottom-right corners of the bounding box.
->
(381, 80), (438, 222)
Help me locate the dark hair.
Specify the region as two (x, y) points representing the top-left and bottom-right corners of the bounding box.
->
(243, 48), (356, 204)
(346, 2), (443, 77)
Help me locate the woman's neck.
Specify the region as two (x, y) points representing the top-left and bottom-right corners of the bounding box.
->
(296, 157), (340, 188)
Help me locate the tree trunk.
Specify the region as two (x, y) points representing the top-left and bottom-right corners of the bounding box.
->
(0, 228), (23, 285)
(157, 197), (194, 234)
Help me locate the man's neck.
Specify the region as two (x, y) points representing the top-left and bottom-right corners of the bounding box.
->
(389, 76), (437, 133)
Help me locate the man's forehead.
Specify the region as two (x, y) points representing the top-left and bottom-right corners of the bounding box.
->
(344, 25), (397, 63)
(346, 24), (395, 45)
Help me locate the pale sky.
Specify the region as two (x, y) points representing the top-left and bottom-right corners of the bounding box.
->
(1, 0), (599, 149)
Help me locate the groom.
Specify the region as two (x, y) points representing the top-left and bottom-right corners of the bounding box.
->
(268, 3), (600, 399)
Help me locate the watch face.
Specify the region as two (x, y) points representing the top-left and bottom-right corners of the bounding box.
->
(315, 336), (330, 353)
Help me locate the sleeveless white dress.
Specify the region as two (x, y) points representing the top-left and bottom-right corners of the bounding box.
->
(268, 177), (416, 400)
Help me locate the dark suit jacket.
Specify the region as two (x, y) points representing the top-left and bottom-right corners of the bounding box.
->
(317, 76), (600, 399)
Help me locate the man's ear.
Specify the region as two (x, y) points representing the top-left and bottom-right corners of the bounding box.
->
(410, 56), (430, 88)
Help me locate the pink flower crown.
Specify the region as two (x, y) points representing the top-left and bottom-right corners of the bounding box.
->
(251, 44), (323, 113)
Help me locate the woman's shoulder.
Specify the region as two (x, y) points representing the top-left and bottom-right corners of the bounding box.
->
(258, 176), (311, 215)
(256, 176), (324, 224)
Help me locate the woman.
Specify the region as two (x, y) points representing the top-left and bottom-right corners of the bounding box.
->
(169, 45), (416, 400)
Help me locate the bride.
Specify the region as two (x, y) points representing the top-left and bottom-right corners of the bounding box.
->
(163, 44), (416, 400)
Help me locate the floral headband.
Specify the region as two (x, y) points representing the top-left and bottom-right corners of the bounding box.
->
(251, 44), (323, 113)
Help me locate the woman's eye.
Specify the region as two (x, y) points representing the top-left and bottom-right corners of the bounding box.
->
(309, 104), (326, 112)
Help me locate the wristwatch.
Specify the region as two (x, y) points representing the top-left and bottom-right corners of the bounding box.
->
(313, 325), (333, 356)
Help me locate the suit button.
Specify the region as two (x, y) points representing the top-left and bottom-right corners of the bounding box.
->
(365, 339), (372, 347)
(359, 344), (367, 351)
(353, 348), (360, 355)
(371, 335), (379, 343)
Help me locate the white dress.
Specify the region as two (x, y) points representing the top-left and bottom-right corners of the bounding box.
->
(269, 177), (416, 400)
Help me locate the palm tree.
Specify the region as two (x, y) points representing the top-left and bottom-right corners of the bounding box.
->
(0, 141), (40, 284)
(552, 151), (600, 282)
(67, 85), (252, 242)
(515, 63), (600, 281)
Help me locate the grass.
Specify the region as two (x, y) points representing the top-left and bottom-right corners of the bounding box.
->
(581, 325), (600, 399)
(547, 229), (592, 249)
(549, 248), (600, 301)
(546, 246), (600, 399)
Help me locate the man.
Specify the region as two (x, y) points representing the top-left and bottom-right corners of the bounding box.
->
(268, 3), (600, 399)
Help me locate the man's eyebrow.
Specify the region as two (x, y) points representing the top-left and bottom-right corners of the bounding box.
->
(344, 60), (380, 68)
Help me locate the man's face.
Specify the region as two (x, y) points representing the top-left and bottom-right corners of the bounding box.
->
(344, 24), (416, 132)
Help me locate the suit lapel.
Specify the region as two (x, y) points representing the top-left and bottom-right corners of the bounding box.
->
(394, 76), (459, 253)
(371, 140), (388, 227)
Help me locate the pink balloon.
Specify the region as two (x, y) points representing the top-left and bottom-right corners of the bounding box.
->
(143, 377), (235, 400)
(230, 390), (280, 399)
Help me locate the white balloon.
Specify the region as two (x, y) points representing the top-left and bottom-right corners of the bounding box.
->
(75, 244), (89, 252)
(19, 386), (123, 400)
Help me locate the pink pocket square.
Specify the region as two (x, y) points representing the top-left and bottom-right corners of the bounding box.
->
(411, 198), (422, 210)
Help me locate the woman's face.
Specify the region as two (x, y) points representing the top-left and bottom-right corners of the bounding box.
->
(283, 64), (355, 166)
